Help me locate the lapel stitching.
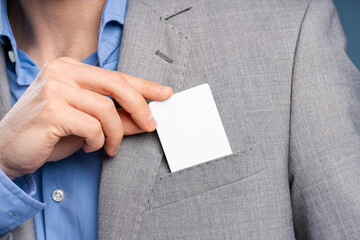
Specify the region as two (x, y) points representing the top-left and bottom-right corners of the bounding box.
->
(98, 1), (191, 239)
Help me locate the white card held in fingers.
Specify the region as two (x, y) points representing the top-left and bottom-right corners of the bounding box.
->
(149, 83), (232, 172)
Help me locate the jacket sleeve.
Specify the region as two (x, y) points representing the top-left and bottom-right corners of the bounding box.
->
(289, 0), (360, 239)
(0, 169), (44, 236)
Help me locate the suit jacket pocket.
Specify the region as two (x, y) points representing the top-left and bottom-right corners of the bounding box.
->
(149, 141), (267, 209)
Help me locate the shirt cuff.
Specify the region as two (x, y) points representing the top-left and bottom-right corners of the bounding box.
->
(0, 168), (45, 235)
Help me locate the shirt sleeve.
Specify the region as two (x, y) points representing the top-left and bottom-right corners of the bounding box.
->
(0, 168), (44, 235)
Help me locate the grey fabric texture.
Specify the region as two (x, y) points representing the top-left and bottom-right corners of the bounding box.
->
(0, 45), (11, 121)
(289, 0), (360, 239)
(0, 44), (37, 240)
(1, 0), (360, 239)
(0, 42), (36, 240)
(0, 219), (35, 240)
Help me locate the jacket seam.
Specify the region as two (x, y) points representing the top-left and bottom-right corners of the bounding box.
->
(288, 0), (311, 187)
(150, 167), (267, 210)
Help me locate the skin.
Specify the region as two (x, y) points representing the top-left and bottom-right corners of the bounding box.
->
(0, 0), (173, 179)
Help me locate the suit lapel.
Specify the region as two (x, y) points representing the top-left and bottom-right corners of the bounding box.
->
(0, 1), (191, 238)
(0, 45), (11, 121)
(98, 0), (191, 239)
(0, 46), (36, 240)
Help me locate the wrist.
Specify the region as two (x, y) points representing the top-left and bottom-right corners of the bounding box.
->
(0, 159), (19, 180)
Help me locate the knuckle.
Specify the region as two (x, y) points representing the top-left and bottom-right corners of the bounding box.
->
(130, 106), (149, 120)
(100, 97), (115, 113)
(127, 96), (148, 116)
(137, 101), (151, 115)
(42, 59), (61, 75)
(39, 99), (60, 119)
(87, 119), (103, 137)
(41, 79), (59, 98)
(144, 80), (157, 88)
(109, 72), (126, 86)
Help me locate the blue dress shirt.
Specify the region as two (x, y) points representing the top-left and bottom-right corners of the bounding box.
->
(0, 0), (127, 239)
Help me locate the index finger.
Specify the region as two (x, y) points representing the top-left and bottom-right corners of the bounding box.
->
(47, 58), (170, 131)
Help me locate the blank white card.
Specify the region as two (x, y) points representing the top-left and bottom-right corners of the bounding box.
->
(149, 84), (232, 172)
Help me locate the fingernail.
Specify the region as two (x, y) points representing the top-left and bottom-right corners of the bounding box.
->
(148, 114), (157, 129)
(159, 86), (172, 94)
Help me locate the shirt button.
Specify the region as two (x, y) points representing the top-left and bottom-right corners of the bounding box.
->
(8, 50), (15, 63)
(52, 189), (65, 202)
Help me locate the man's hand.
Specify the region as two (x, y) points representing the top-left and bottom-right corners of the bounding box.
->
(0, 57), (173, 180)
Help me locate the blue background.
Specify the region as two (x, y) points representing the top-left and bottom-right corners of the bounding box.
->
(334, 0), (360, 70)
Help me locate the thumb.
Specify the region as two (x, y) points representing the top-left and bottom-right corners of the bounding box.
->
(47, 135), (84, 161)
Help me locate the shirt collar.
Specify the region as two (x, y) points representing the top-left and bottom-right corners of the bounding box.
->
(0, 0), (10, 39)
(102, 0), (127, 27)
(0, 0), (20, 75)
(98, 0), (127, 67)
(0, 0), (127, 80)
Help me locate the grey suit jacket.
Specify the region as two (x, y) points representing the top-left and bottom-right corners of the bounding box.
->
(1, 0), (360, 239)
